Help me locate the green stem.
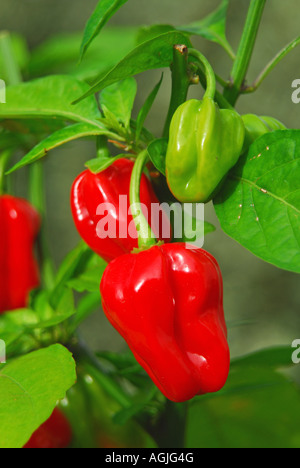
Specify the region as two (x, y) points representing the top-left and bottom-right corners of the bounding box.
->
(29, 162), (56, 289)
(191, 61), (233, 110)
(129, 150), (157, 250)
(0, 31), (22, 85)
(223, 0), (267, 106)
(163, 45), (190, 138)
(96, 135), (110, 159)
(188, 49), (216, 100)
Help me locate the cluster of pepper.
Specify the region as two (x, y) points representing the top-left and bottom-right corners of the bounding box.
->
(71, 51), (285, 405)
(0, 46), (285, 447)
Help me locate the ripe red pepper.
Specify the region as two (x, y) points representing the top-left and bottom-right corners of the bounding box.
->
(100, 243), (230, 402)
(24, 408), (72, 449)
(0, 195), (40, 313)
(71, 159), (171, 263)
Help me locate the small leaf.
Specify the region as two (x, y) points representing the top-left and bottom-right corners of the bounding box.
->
(100, 77), (137, 130)
(6, 123), (121, 174)
(0, 345), (76, 448)
(80, 0), (129, 60)
(136, 25), (175, 45)
(85, 155), (125, 174)
(68, 253), (107, 292)
(214, 130), (300, 273)
(136, 74), (163, 142)
(178, 0), (234, 59)
(73, 31), (191, 104)
(147, 138), (168, 176)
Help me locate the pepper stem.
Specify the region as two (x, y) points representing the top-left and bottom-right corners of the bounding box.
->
(188, 49), (216, 100)
(129, 150), (157, 250)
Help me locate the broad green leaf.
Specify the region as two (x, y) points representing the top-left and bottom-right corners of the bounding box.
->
(85, 154), (125, 174)
(185, 347), (300, 448)
(29, 28), (137, 82)
(73, 31), (191, 104)
(0, 75), (102, 128)
(136, 74), (163, 142)
(100, 77), (137, 130)
(0, 344), (76, 448)
(178, 0), (235, 59)
(7, 123), (121, 174)
(214, 130), (300, 273)
(80, 0), (129, 60)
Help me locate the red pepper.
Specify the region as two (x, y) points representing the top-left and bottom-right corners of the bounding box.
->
(71, 159), (172, 263)
(0, 195), (40, 314)
(100, 243), (230, 402)
(24, 408), (72, 449)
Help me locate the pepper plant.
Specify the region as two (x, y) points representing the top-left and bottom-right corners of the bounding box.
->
(0, 0), (299, 449)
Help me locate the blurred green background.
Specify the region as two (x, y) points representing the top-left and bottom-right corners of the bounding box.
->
(0, 0), (299, 361)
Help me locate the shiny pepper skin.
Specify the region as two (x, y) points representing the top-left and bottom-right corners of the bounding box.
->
(0, 195), (40, 314)
(71, 159), (172, 263)
(166, 98), (245, 203)
(24, 408), (72, 449)
(242, 114), (286, 152)
(100, 243), (230, 402)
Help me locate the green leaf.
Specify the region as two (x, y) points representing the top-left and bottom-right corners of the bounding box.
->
(214, 130), (300, 273)
(178, 0), (235, 59)
(80, 0), (129, 60)
(50, 242), (92, 308)
(85, 154), (125, 174)
(7, 123), (120, 174)
(147, 138), (168, 176)
(68, 253), (107, 293)
(0, 75), (102, 128)
(73, 31), (191, 104)
(185, 347), (300, 448)
(29, 28), (137, 83)
(0, 344), (76, 448)
(136, 25), (175, 45)
(136, 74), (163, 142)
(100, 77), (137, 130)
(71, 292), (101, 331)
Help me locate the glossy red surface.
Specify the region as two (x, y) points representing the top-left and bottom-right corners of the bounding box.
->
(100, 243), (230, 402)
(0, 195), (40, 313)
(71, 159), (172, 263)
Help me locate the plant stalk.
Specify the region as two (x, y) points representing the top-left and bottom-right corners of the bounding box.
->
(223, 0), (267, 105)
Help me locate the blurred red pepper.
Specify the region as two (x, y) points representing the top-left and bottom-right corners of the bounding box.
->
(24, 408), (72, 449)
(100, 243), (230, 403)
(71, 159), (172, 263)
(0, 195), (40, 313)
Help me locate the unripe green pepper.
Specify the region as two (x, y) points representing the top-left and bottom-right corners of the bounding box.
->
(166, 97), (245, 203)
(165, 49), (245, 203)
(242, 114), (286, 152)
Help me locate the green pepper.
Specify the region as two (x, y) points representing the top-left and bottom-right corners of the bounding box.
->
(242, 114), (286, 152)
(166, 50), (245, 203)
